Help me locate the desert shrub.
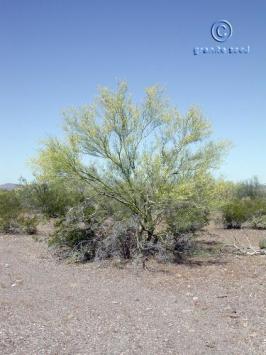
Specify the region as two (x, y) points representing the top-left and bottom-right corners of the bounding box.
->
(242, 215), (266, 230)
(164, 201), (208, 235)
(50, 204), (141, 262)
(0, 190), (22, 233)
(95, 217), (139, 260)
(19, 180), (85, 218)
(0, 189), (39, 234)
(17, 215), (38, 235)
(235, 177), (265, 200)
(33, 82), (228, 250)
(259, 238), (266, 249)
(222, 201), (249, 229)
(51, 224), (98, 261)
(29, 82), (235, 264)
(49, 199), (198, 264)
(145, 233), (194, 263)
(222, 199), (266, 229)
(48, 201), (103, 261)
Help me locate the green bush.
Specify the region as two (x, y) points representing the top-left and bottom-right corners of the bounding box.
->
(164, 201), (208, 235)
(17, 216), (38, 235)
(33, 82), (228, 245)
(19, 180), (85, 218)
(235, 177), (265, 200)
(222, 199), (266, 229)
(259, 238), (266, 249)
(0, 190), (22, 233)
(0, 189), (39, 235)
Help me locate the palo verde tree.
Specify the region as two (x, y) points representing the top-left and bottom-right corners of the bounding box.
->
(33, 82), (229, 241)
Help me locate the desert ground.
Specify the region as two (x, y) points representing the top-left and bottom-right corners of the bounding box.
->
(0, 227), (265, 355)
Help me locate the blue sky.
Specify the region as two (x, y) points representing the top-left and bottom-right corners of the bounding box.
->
(0, 0), (265, 184)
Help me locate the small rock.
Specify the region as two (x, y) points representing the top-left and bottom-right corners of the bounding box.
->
(229, 314), (239, 319)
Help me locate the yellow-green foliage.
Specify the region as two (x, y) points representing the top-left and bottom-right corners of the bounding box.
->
(32, 82), (229, 236)
(212, 179), (236, 207)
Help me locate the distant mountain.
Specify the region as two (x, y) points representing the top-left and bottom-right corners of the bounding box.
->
(0, 183), (20, 191)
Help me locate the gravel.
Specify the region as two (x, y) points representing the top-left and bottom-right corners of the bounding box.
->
(0, 228), (266, 355)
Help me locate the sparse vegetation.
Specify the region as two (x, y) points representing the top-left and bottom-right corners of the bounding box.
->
(17, 215), (39, 235)
(0, 189), (39, 234)
(2, 85), (265, 261)
(221, 178), (266, 229)
(19, 179), (86, 218)
(0, 190), (22, 233)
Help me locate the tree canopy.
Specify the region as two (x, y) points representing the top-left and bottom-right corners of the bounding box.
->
(33, 82), (229, 237)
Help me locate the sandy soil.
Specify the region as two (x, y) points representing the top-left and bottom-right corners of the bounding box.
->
(0, 228), (266, 355)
